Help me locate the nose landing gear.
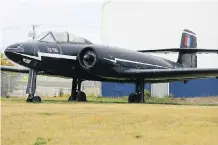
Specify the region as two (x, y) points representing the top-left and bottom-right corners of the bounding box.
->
(26, 69), (42, 103)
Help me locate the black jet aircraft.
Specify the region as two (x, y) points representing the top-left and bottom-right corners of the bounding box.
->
(2, 29), (218, 103)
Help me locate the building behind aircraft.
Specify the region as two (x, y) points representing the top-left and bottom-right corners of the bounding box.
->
(101, 1), (218, 97)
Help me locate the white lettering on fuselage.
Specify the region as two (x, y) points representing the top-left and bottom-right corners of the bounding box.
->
(47, 47), (59, 53)
(23, 58), (31, 64)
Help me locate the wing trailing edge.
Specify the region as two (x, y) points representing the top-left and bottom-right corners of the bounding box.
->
(123, 68), (218, 83)
(138, 48), (218, 54)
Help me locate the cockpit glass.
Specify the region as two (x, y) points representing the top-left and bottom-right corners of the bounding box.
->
(40, 33), (55, 42)
(68, 33), (86, 43)
(35, 31), (92, 44)
(52, 32), (68, 42)
(34, 32), (55, 42)
(34, 31), (49, 41)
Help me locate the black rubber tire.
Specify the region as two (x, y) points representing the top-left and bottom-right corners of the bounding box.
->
(26, 98), (33, 102)
(128, 93), (141, 103)
(26, 95), (33, 102)
(32, 96), (42, 103)
(134, 94), (141, 103)
(68, 91), (78, 101)
(128, 93), (136, 103)
(76, 91), (87, 102)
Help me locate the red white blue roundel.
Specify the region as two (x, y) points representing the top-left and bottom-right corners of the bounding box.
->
(184, 35), (192, 47)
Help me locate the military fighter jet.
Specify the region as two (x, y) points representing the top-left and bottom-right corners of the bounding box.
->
(1, 29), (218, 103)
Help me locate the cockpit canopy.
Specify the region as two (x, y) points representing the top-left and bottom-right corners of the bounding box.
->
(34, 31), (92, 44)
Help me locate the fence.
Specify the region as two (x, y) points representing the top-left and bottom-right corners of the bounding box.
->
(1, 72), (101, 97)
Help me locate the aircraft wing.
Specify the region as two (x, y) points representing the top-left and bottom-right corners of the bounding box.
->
(138, 48), (218, 54)
(1, 66), (30, 73)
(0, 66), (69, 78)
(123, 68), (218, 83)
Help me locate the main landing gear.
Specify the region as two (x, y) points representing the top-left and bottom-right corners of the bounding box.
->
(68, 78), (87, 102)
(26, 69), (42, 103)
(128, 79), (145, 103)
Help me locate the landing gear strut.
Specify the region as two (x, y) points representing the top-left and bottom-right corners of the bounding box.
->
(68, 78), (86, 102)
(128, 79), (145, 103)
(26, 69), (41, 103)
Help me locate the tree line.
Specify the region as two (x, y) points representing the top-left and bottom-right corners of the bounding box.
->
(0, 52), (14, 66)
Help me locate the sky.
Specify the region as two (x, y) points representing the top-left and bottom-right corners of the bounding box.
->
(101, 1), (218, 68)
(1, 0), (217, 50)
(0, 0), (106, 49)
(0, 0), (201, 49)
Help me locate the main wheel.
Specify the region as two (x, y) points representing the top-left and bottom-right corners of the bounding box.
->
(128, 93), (136, 103)
(68, 91), (78, 101)
(32, 96), (42, 103)
(128, 93), (141, 103)
(76, 91), (87, 101)
(134, 93), (141, 103)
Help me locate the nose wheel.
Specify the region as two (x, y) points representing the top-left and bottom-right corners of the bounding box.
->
(26, 95), (33, 102)
(26, 95), (41, 103)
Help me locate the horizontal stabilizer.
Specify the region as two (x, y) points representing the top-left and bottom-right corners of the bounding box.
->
(138, 48), (218, 54)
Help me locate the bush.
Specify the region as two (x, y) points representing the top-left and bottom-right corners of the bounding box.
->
(144, 89), (151, 98)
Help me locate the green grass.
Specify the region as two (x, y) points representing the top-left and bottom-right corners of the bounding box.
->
(33, 137), (47, 145)
(0, 96), (128, 104)
(2, 95), (218, 106)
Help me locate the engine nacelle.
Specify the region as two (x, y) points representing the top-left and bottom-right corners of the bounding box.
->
(77, 46), (116, 76)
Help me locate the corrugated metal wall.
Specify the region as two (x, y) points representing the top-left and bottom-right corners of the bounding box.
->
(169, 79), (218, 97)
(102, 83), (151, 97)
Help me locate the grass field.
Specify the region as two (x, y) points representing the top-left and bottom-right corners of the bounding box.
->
(1, 97), (218, 145)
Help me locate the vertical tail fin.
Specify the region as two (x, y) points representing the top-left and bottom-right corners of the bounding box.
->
(177, 29), (197, 68)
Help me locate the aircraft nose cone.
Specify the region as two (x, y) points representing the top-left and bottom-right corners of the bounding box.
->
(4, 43), (25, 62)
(5, 43), (25, 53)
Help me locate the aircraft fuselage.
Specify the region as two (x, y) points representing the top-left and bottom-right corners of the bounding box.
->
(4, 41), (182, 82)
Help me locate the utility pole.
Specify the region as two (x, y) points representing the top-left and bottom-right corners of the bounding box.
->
(29, 25), (39, 40)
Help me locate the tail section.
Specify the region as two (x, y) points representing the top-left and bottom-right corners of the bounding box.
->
(177, 29), (197, 68)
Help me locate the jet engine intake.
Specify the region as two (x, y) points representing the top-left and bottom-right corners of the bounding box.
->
(78, 47), (98, 70)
